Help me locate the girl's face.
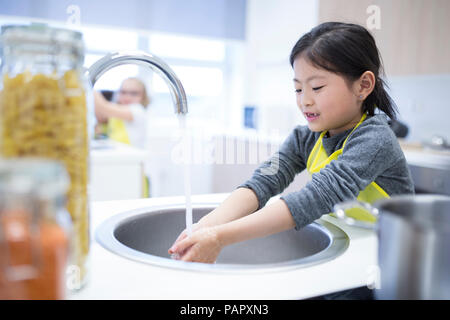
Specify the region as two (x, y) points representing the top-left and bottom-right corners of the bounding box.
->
(293, 56), (363, 136)
(117, 79), (145, 106)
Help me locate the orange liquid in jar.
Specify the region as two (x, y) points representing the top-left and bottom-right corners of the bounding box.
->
(0, 209), (68, 300)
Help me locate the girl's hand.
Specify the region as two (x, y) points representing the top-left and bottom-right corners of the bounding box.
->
(168, 222), (203, 257)
(168, 226), (223, 263)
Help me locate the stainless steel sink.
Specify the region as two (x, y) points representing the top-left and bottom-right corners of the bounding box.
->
(95, 203), (349, 273)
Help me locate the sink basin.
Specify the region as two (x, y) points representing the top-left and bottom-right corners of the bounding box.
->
(95, 203), (349, 273)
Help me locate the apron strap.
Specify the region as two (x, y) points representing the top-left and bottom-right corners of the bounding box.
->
(342, 113), (367, 149)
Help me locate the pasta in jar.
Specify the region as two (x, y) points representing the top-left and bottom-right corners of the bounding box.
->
(0, 70), (89, 286)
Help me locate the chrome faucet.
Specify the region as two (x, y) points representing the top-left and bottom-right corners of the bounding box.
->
(86, 51), (188, 114)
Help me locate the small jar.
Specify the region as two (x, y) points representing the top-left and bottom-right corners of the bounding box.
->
(0, 159), (71, 299)
(0, 23), (90, 287)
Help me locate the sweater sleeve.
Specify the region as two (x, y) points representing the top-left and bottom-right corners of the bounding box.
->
(237, 126), (309, 210)
(280, 121), (405, 230)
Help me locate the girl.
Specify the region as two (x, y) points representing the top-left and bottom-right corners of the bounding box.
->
(94, 77), (150, 149)
(94, 77), (151, 196)
(168, 22), (414, 265)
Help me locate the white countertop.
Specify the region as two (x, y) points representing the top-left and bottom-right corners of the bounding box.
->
(402, 149), (450, 170)
(69, 193), (378, 300)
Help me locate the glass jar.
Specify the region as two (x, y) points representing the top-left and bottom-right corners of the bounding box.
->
(0, 24), (90, 288)
(0, 158), (71, 299)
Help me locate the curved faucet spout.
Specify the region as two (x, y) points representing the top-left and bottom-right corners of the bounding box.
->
(86, 51), (188, 114)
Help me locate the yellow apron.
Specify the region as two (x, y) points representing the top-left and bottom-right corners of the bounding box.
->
(306, 113), (389, 222)
(107, 118), (149, 198)
(108, 118), (131, 145)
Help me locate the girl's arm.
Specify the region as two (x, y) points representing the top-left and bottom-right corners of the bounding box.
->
(198, 187), (260, 227)
(94, 91), (134, 122)
(216, 199), (295, 246)
(169, 199), (295, 263)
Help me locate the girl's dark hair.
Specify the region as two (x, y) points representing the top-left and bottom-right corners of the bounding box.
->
(289, 22), (397, 119)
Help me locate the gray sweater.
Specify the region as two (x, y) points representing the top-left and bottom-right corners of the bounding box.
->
(239, 114), (415, 230)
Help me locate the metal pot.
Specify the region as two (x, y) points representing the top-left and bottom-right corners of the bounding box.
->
(333, 194), (450, 300)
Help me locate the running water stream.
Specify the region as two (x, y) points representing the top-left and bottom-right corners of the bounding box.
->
(178, 114), (193, 237)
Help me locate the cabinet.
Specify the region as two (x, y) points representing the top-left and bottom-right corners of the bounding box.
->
(90, 141), (148, 201)
(318, 0), (450, 75)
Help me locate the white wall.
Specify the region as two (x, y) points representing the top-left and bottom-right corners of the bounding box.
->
(244, 0), (450, 145)
(244, 0), (320, 136)
(387, 74), (450, 143)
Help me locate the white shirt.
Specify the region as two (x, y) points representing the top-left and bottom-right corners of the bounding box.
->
(124, 103), (148, 149)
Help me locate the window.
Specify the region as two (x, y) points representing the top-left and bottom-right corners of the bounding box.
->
(147, 32), (232, 123)
(81, 26), (140, 91)
(153, 65), (223, 97)
(150, 33), (225, 62)
(0, 17), (245, 128)
(148, 32), (227, 99)
(81, 26), (138, 53)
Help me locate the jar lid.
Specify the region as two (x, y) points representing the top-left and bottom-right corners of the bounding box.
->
(1, 23), (84, 58)
(0, 158), (69, 199)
